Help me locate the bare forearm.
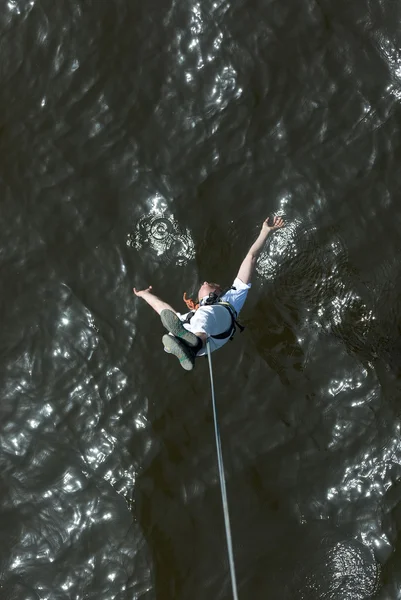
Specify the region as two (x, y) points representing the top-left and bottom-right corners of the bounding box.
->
(236, 216), (286, 286)
(137, 291), (176, 315)
(247, 228), (270, 258)
(237, 229), (271, 285)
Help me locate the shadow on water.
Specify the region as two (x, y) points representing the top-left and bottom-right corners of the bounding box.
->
(250, 225), (401, 380)
(370, 256), (401, 379)
(135, 429), (380, 599)
(133, 226), (399, 599)
(134, 385), (209, 600)
(247, 290), (305, 389)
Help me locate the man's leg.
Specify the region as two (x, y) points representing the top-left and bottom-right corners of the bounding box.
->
(160, 309), (201, 349)
(162, 335), (196, 371)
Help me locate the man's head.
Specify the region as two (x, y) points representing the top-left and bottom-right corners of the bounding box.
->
(198, 281), (223, 302)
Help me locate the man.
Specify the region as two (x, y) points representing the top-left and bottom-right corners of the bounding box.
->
(134, 215), (285, 370)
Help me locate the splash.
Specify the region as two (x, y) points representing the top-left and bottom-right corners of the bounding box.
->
(127, 204), (195, 267)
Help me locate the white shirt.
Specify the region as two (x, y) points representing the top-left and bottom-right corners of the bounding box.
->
(176, 277), (251, 356)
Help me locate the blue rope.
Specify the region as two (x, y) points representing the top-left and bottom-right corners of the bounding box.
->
(206, 338), (239, 600)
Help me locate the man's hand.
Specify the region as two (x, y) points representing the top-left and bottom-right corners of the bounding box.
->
(133, 286), (177, 314)
(133, 286), (153, 298)
(236, 215), (286, 285)
(262, 215), (285, 233)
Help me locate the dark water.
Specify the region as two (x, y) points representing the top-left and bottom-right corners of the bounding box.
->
(2, 0), (401, 598)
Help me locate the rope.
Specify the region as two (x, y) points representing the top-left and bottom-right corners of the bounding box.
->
(206, 338), (239, 600)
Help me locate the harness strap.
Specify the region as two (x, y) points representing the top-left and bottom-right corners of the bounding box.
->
(210, 303), (241, 341)
(182, 310), (196, 325)
(183, 303), (244, 341)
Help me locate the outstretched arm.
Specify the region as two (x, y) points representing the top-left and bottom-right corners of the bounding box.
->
(236, 216), (284, 285)
(133, 286), (177, 315)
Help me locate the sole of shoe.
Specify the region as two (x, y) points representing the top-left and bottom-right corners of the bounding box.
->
(160, 309), (199, 348)
(162, 334), (195, 371)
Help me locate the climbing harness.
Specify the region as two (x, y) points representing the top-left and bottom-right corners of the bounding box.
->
(209, 302), (244, 341)
(206, 338), (239, 600)
(183, 289), (245, 342)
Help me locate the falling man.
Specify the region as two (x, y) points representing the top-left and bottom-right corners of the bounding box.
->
(134, 216), (285, 370)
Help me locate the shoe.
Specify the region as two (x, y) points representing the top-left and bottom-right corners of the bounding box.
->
(162, 335), (195, 371)
(160, 309), (200, 348)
